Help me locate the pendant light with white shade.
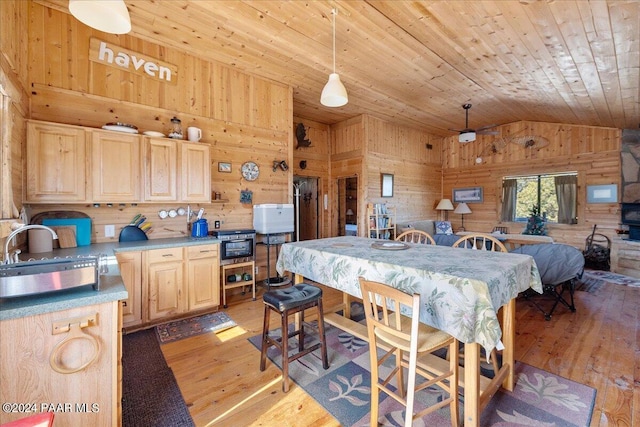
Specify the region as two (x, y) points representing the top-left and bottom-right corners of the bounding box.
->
(320, 8), (348, 107)
(69, 0), (132, 34)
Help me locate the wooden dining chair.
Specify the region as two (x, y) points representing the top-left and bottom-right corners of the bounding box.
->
(453, 233), (508, 252)
(359, 278), (459, 427)
(492, 226), (509, 234)
(452, 233), (506, 373)
(395, 229), (436, 245)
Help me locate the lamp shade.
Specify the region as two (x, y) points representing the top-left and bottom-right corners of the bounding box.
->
(321, 73), (348, 107)
(454, 202), (472, 215)
(346, 209), (354, 216)
(69, 0), (131, 34)
(436, 199), (454, 211)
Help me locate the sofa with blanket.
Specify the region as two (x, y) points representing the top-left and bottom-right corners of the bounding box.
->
(395, 220), (460, 246)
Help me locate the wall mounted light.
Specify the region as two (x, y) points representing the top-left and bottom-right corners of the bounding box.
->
(272, 160), (288, 172)
(320, 8), (348, 107)
(69, 0), (132, 34)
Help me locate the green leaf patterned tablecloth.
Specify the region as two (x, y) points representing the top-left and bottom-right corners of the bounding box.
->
(276, 236), (542, 354)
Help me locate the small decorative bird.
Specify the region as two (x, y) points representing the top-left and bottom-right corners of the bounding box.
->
(296, 122), (312, 148)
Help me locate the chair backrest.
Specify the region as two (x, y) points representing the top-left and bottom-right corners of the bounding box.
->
(359, 277), (420, 348)
(492, 226), (509, 234)
(395, 229), (436, 245)
(452, 233), (508, 252)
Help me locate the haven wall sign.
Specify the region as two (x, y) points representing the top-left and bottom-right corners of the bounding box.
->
(89, 38), (178, 85)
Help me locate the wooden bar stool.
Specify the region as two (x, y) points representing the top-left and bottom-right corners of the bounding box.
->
(259, 283), (329, 392)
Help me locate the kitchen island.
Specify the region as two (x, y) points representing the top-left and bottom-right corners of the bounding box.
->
(0, 236), (219, 426)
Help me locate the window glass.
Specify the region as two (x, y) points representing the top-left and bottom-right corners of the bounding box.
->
(503, 172), (577, 224)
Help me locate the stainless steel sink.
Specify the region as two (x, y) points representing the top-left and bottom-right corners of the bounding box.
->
(0, 257), (100, 298)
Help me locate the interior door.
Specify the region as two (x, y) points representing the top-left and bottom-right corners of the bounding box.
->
(293, 177), (319, 241)
(337, 176), (358, 236)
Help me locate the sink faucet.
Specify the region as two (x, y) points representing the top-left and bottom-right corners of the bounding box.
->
(3, 224), (58, 264)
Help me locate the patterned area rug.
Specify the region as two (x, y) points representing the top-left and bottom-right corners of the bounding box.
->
(249, 319), (596, 426)
(156, 311), (236, 344)
(576, 269), (640, 293)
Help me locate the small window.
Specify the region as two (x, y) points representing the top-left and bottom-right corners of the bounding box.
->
(501, 172), (578, 224)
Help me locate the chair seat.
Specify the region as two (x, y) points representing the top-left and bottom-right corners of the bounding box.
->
(375, 315), (453, 351)
(263, 283), (322, 311)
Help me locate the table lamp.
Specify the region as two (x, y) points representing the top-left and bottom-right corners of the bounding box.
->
(436, 199), (454, 220)
(454, 202), (472, 231)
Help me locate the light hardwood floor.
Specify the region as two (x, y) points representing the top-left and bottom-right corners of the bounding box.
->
(160, 281), (639, 426)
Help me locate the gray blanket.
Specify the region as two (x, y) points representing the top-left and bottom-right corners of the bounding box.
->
(510, 243), (584, 285)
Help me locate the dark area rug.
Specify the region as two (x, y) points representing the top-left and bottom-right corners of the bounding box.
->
(249, 321), (596, 426)
(122, 329), (194, 427)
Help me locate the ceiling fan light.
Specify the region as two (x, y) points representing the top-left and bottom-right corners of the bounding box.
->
(459, 131), (476, 143)
(69, 0), (131, 34)
(321, 73), (348, 107)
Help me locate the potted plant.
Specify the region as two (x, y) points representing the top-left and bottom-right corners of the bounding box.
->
(523, 205), (547, 235)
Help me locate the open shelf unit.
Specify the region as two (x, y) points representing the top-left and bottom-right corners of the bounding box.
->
(367, 203), (396, 240)
(221, 260), (256, 308)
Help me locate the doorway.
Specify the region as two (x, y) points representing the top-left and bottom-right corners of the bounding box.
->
(337, 176), (358, 236)
(293, 177), (319, 241)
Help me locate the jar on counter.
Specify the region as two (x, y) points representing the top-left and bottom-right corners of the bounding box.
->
(168, 116), (183, 139)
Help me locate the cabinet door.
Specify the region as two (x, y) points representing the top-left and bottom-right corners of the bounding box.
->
(147, 247), (184, 320)
(181, 142), (211, 202)
(92, 130), (141, 202)
(0, 301), (119, 426)
(145, 138), (177, 201)
(186, 244), (220, 311)
(115, 251), (143, 327)
(26, 121), (88, 202)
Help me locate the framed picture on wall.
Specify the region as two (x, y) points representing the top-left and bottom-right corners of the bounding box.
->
(218, 162), (231, 173)
(381, 173), (394, 197)
(453, 187), (483, 203)
(587, 184), (617, 203)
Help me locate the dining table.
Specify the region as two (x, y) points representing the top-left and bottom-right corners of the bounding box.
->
(275, 236), (543, 427)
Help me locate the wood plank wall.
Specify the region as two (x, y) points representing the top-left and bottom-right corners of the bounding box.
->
(292, 117), (330, 239)
(365, 115), (444, 226)
(9, 3), (295, 282)
(328, 115), (445, 235)
(442, 121), (622, 251)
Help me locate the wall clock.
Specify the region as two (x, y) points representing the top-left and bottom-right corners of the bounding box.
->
(241, 161), (259, 181)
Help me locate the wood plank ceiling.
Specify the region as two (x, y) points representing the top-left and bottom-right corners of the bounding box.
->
(41, 0), (639, 136)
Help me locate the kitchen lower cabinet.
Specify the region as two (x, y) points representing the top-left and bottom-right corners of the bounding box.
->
(147, 247), (185, 321)
(116, 243), (221, 326)
(186, 244), (220, 311)
(0, 300), (121, 426)
(26, 120), (88, 203)
(115, 251), (143, 328)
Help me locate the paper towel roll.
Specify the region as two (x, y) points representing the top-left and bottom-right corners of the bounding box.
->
(28, 229), (53, 253)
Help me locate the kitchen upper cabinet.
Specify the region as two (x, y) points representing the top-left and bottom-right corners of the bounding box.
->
(144, 138), (211, 203)
(186, 244), (219, 311)
(147, 247), (185, 320)
(26, 121), (212, 204)
(115, 251), (143, 328)
(181, 142), (211, 202)
(145, 138), (178, 201)
(92, 130), (141, 202)
(26, 121), (88, 203)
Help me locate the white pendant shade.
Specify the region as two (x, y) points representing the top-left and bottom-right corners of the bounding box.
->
(321, 73), (348, 107)
(321, 8), (348, 108)
(69, 0), (131, 34)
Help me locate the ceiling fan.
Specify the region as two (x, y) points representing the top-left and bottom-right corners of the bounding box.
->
(449, 104), (499, 143)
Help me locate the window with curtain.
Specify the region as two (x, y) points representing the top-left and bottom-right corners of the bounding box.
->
(501, 172), (578, 224)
